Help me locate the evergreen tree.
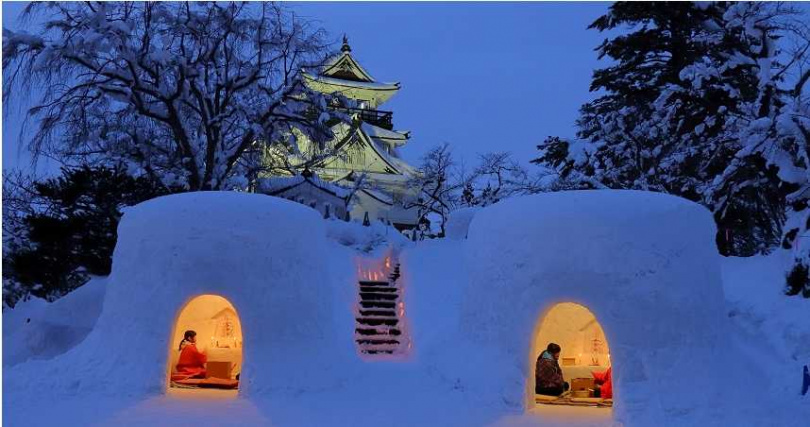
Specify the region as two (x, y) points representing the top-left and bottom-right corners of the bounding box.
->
(533, 1), (796, 256)
(2, 166), (181, 307)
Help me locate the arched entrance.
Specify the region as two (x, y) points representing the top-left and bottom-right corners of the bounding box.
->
(167, 295), (243, 391)
(530, 302), (612, 408)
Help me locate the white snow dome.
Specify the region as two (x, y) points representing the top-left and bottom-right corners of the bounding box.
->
(5, 192), (350, 397)
(460, 190), (737, 424)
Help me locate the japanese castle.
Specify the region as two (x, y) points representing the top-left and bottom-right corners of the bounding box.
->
(258, 37), (420, 230)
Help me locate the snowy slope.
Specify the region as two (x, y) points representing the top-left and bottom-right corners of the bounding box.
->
(721, 252), (810, 398)
(3, 276), (106, 367)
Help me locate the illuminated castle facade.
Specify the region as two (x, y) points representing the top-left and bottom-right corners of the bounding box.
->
(260, 37), (420, 230)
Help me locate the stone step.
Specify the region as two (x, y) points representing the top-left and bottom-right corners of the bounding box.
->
(359, 342), (402, 351)
(357, 317), (399, 326)
(357, 338), (400, 345)
(358, 280), (390, 287)
(359, 309), (396, 317)
(356, 328), (402, 336)
(359, 292), (398, 301)
(361, 349), (394, 355)
(355, 261), (407, 358)
(360, 301), (395, 309)
(359, 286), (397, 293)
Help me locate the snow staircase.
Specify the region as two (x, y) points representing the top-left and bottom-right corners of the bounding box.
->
(355, 253), (409, 358)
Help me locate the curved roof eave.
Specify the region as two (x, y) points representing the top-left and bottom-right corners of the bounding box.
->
(304, 73), (401, 92)
(356, 128), (405, 174)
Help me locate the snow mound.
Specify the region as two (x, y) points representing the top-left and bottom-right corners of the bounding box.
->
(454, 191), (748, 424)
(722, 252), (810, 397)
(325, 217), (410, 254)
(444, 207), (481, 240)
(3, 277), (106, 367)
(4, 192), (354, 397)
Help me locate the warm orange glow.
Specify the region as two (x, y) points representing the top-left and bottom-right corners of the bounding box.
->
(353, 249), (411, 360)
(168, 295), (243, 390)
(530, 302), (612, 408)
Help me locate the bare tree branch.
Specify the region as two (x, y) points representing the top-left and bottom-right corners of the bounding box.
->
(3, 2), (342, 190)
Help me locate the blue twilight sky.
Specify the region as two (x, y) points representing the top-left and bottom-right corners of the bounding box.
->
(2, 1), (612, 176)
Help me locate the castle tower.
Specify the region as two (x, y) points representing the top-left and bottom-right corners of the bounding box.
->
(263, 36), (420, 230)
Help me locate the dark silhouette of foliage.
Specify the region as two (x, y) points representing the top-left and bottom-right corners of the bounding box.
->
(3, 166), (183, 307)
(785, 261), (810, 298)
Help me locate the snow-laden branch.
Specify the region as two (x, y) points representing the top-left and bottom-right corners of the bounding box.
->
(3, 1), (344, 190)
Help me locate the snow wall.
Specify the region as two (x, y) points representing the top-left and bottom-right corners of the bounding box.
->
(451, 190), (747, 424)
(4, 192), (358, 397)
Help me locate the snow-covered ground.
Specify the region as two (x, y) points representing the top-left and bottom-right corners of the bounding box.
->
(3, 192), (810, 426)
(4, 386), (613, 427)
(720, 252), (810, 399)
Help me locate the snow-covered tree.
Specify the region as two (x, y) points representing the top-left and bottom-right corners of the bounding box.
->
(534, 2), (810, 294)
(2, 171), (40, 308)
(2, 171), (39, 247)
(574, 2), (731, 194)
(465, 152), (543, 207)
(3, 2), (344, 190)
(406, 148), (543, 238)
(533, 2), (802, 257)
(532, 136), (607, 191)
(702, 2), (810, 295)
(2, 165), (179, 307)
(404, 143), (461, 239)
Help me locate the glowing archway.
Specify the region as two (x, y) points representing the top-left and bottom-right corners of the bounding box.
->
(529, 302), (612, 408)
(167, 294), (243, 391)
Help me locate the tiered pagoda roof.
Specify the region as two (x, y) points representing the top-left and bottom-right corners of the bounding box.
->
(303, 36), (402, 109)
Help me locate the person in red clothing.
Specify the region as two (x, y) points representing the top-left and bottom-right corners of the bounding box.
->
(174, 330), (207, 379)
(592, 367), (613, 399)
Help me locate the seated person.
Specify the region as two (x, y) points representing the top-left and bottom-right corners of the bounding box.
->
(592, 366), (613, 399)
(535, 343), (570, 396)
(174, 330), (207, 380)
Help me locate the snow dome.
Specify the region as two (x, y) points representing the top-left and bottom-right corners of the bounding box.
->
(458, 190), (738, 423)
(4, 192), (354, 397)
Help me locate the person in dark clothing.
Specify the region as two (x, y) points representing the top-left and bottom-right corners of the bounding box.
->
(535, 342), (570, 396)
